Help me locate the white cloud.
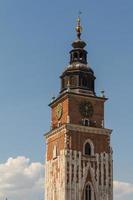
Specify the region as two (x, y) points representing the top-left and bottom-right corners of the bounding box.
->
(0, 156), (133, 200)
(0, 156), (44, 200)
(114, 180), (133, 200)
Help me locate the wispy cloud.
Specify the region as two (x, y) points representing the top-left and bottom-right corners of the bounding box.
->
(0, 156), (133, 200)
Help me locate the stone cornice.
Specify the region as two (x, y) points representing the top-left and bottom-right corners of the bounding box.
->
(49, 90), (107, 107)
(66, 124), (112, 136)
(44, 123), (112, 139)
(44, 125), (66, 138)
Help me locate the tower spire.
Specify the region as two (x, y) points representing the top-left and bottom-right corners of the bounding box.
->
(72, 14), (86, 49)
(59, 16), (96, 95)
(75, 13), (82, 39)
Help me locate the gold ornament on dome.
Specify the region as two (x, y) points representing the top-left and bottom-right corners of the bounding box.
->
(76, 17), (82, 33)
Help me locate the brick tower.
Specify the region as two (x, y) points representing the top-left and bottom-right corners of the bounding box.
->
(44, 17), (113, 200)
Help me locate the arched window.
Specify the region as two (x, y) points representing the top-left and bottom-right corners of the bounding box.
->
(83, 139), (94, 156)
(83, 119), (90, 126)
(82, 76), (88, 87)
(73, 52), (78, 61)
(85, 184), (91, 200)
(85, 143), (91, 155)
(70, 76), (76, 87)
(79, 52), (83, 60)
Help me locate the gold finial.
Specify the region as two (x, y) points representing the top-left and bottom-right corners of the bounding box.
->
(75, 11), (82, 39)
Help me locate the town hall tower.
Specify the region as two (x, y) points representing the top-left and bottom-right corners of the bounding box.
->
(44, 17), (113, 200)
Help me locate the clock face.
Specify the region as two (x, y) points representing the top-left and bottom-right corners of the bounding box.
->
(56, 103), (63, 120)
(79, 101), (93, 118)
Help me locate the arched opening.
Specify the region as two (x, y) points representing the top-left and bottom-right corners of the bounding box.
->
(85, 184), (91, 200)
(82, 76), (88, 87)
(79, 52), (83, 60)
(70, 76), (76, 87)
(83, 139), (94, 156)
(85, 143), (91, 155)
(84, 119), (90, 126)
(73, 52), (78, 61)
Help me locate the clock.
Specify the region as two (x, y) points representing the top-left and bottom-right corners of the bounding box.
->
(79, 101), (93, 118)
(56, 103), (63, 120)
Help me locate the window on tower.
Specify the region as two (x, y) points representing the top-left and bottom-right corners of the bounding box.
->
(82, 76), (88, 88)
(85, 143), (91, 155)
(73, 52), (78, 61)
(83, 139), (94, 156)
(85, 184), (92, 200)
(79, 52), (83, 60)
(70, 75), (76, 87)
(84, 119), (90, 126)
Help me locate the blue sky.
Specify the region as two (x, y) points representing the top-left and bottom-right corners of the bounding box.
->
(0, 0), (133, 199)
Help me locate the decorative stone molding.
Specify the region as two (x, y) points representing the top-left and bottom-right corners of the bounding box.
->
(45, 125), (66, 138)
(66, 124), (112, 136)
(45, 147), (113, 200)
(45, 123), (112, 139)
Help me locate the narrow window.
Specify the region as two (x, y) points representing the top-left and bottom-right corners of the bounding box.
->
(85, 143), (91, 155)
(83, 139), (94, 156)
(70, 76), (76, 87)
(85, 184), (91, 200)
(84, 119), (90, 126)
(82, 76), (88, 87)
(79, 52), (83, 60)
(73, 52), (78, 61)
